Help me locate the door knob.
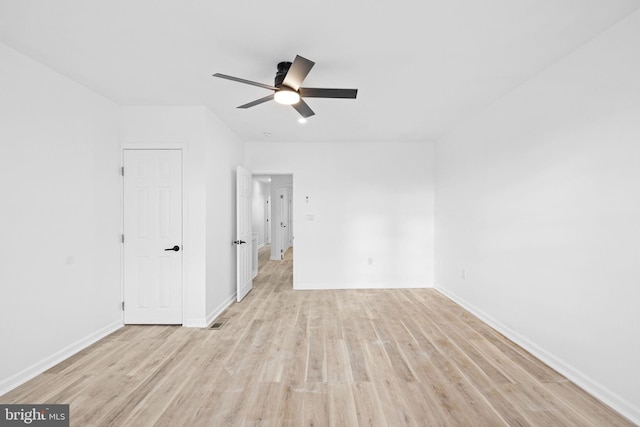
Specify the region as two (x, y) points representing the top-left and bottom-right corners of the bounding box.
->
(164, 245), (180, 252)
(233, 240), (246, 245)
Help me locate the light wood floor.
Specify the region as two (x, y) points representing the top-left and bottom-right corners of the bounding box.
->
(2, 246), (634, 426)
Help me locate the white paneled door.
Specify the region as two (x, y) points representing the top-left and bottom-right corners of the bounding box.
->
(236, 166), (253, 302)
(123, 149), (183, 324)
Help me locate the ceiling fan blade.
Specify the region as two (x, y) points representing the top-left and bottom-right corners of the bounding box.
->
(292, 99), (315, 118)
(282, 55), (315, 91)
(213, 73), (277, 91)
(299, 88), (358, 99)
(237, 94), (275, 109)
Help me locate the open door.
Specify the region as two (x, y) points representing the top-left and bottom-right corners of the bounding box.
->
(235, 166), (253, 301)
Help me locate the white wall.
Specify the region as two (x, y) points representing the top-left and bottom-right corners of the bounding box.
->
(245, 142), (435, 289)
(0, 42), (122, 394)
(204, 109), (244, 324)
(120, 106), (208, 326)
(434, 10), (640, 424)
(120, 106), (243, 327)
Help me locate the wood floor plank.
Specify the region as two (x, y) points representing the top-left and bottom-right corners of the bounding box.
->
(325, 339), (352, 384)
(469, 338), (540, 385)
(3, 373), (74, 404)
(371, 377), (417, 426)
(279, 383), (304, 426)
(301, 383), (330, 426)
(477, 327), (567, 384)
(395, 339), (446, 384)
(344, 339), (372, 383)
(381, 340), (418, 383)
(242, 382), (286, 426)
(482, 387), (532, 427)
(350, 382), (388, 426)
(207, 391), (246, 427)
(97, 339), (197, 426)
(545, 381), (635, 427)
(1, 245), (634, 426)
(328, 383), (359, 426)
(399, 381), (450, 426)
(499, 382), (594, 427)
(305, 318), (327, 383)
(439, 325), (515, 385)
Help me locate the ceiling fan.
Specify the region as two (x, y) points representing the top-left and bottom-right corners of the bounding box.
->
(213, 55), (358, 119)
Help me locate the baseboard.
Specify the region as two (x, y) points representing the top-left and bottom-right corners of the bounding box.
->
(435, 286), (640, 426)
(170, 292), (237, 328)
(294, 282), (433, 290)
(0, 320), (123, 397)
(182, 318), (208, 328)
(204, 293), (236, 327)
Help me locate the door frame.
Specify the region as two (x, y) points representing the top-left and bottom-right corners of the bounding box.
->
(120, 144), (187, 325)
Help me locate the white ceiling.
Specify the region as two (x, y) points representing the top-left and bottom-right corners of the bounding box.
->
(1, 1), (639, 142)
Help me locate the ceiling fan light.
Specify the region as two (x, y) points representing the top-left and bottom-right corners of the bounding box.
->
(274, 89), (300, 105)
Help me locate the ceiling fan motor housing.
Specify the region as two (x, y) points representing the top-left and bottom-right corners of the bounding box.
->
(275, 61), (292, 87)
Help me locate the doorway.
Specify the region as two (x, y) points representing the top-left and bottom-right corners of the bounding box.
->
(251, 174), (293, 280)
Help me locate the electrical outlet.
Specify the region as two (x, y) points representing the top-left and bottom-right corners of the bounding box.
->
(461, 268), (466, 280)
(368, 257), (373, 265)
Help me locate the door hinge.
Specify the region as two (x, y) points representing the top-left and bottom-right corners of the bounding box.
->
(121, 166), (124, 176)
(121, 301), (125, 311)
(121, 234), (124, 243)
